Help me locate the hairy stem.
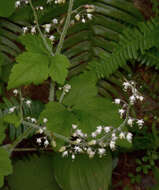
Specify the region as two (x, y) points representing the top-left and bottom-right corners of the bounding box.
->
(48, 81), (55, 101)
(55, 0), (74, 54)
(29, 0), (54, 56)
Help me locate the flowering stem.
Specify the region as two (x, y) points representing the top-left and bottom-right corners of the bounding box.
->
(19, 89), (23, 122)
(29, 0), (54, 56)
(55, 0), (74, 54)
(48, 81), (55, 101)
(59, 90), (65, 103)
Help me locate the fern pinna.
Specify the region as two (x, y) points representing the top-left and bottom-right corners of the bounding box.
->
(90, 18), (159, 78)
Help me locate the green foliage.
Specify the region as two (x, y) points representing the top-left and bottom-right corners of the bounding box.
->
(7, 154), (61, 190)
(128, 173), (141, 185)
(135, 150), (158, 174)
(8, 52), (50, 89)
(0, 121), (7, 144)
(63, 71), (98, 107)
(53, 153), (112, 190)
(3, 113), (21, 128)
(0, 148), (12, 187)
(49, 55), (70, 85)
(74, 97), (122, 133)
(0, 0), (16, 17)
(90, 18), (159, 78)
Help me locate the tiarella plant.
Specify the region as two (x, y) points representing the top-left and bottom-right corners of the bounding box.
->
(0, 0), (159, 189)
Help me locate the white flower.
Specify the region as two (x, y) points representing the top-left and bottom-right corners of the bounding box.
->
(76, 129), (84, 137)
(72, 154), (75, 160)
(39, 6), (44, 10)
(87, 13), (93, 20)
(136, 119), (144, 126)
(44, 140), (49, 147)
(44, 24), (52, 33)
(31, 118), (36, 123)
(123, 82), (130, 90)
(127, 118), (134, 127)
(13, 89), (18, 95)
(82, 18), (86, 23)
(96, 126), (102, 134)
(72, 124), (77, 129)
(129, 95), (136, 104)
(49, 35), (55, 41)
(64, 84), (71, 92)
(114, 99), (121, 104)
(43, 118), (48, 123)
(75, 14), (80, 21)
(36, 138), (41, 144)
(22, 27), (28, 34)
(110, 141), (115, 150)
(86, 8), (94, 13)
(139, 96), (144, 101)
(126, 132), (133, 142)
(38, 128), (44, 134)
(62, 151), (68, 157)
(26, 116), (31, 120)
(52, 18), (58, 24)
(15, 1), (21, 8)
(88, 151), (95, 158)
(74, 146), (82, 153)
(91, 132), (97, 138)
(104, 126), (111, 133)
(75, 138), (81, 144)
(31, 26), (36, 34)
(26, 100), (31, 106)
(9, 106), (16, 113)
(119, 109), (125, 117)
(98, 148), (106, 155)
(119, 132), (125, 139)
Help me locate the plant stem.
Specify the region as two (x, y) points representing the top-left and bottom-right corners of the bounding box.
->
(29, 0), (54, 56)
(8, 126), (35, 154)
(48, 81), (55, 101)
(55, 0), (74, 55)
(19, 89), (23, 122)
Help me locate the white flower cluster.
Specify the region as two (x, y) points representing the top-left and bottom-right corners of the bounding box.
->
(74, 5), (95, 24)
(15, 0), (29, 8)
(58, 124), (133, 160)
(114, 80), (144, 129)
(59, 84), (71, 94)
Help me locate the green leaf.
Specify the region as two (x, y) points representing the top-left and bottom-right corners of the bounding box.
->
(49, 54), (70, 84)
(19, 34), (52, 56)
(0, 148), (12, 187)
(53, 153), (112, 190)
(3, 113), (21, 128)
(39, 102), (77, 149)
(63, 72), (98, 107)
(0, 0), (16, 17)
(0, 121), (7, 144)
(73, 97), (122, 134)
(8, 52), (50, 89)
(7, 154), (61, 190)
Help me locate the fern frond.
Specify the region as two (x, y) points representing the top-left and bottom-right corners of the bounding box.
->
(90, 18), (159, 78)
(138, 48), (159, 69)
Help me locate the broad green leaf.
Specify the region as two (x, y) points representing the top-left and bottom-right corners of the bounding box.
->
(63, 72), (98, 107)
(7, 154), (61, 190)
(8, 52), (50, 89)
(0, 148), (12, 187)
(39, 102), (77, 149)
(3, 113), (21, 128)
(53, 153), (112, 190)
(49, 54), (70, 84)
(0, 0), (16, 17)
(19, 34), (52, 56)
(73, 97), (122, 134)
(0, 121), (7, 144)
